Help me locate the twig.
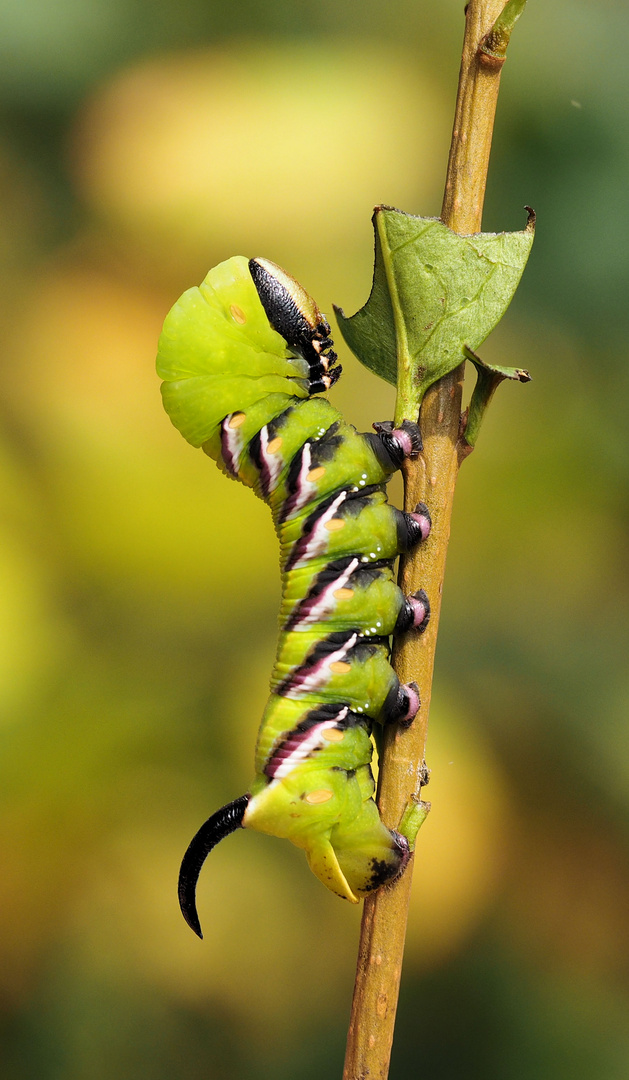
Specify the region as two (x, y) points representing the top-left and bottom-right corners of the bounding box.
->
(342, 2), (520, 1077)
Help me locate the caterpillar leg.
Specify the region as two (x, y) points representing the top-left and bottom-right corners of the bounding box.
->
(331, 774), (430, 896)
(397, 502), (432, 550)
(372, 419), (423, 465)
(382, 679), (421, 727)
(329, 765), (414, 898)
(394, 588), (431, 635)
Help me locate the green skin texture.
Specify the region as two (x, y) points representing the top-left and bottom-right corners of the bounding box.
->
(157, 256), (427, 903)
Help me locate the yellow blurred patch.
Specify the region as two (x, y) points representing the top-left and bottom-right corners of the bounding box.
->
(5, 265), (277, 604)
(0, 440), (71, 717)
(71, 43), (448, 270)
(66, 811), (359, 1045)
(404, 694), (511, 968)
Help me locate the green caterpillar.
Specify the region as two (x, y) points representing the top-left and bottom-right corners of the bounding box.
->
(157, 256), (431, 938)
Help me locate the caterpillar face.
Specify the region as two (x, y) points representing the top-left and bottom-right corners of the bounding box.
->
(157, 256), (431, 936)
(249, 257), (341, 393)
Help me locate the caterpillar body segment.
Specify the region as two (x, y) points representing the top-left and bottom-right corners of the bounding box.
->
(157, 256), (431, 936)
(245, 762), (410, 904)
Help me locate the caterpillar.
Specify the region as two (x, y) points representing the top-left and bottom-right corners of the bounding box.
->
(157, 256), (432, 938)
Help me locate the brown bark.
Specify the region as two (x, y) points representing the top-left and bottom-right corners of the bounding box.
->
(342, 3), (513, 1077)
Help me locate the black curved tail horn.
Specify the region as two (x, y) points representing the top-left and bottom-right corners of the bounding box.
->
(178, 794), (250, 939)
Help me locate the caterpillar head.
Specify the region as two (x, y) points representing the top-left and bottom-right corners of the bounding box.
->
(157, 255), (341, 449)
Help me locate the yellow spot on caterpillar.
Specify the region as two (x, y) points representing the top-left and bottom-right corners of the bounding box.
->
(324, 518), (345, 532)
(333, 587), (354, 601)
(305, 789), (333, 805)
(322, 728), (344, 742)
(306, 466), (325, 482)
(329, 661), (351, 674)
(229, 412), (246, 428)
(230, 304), (247, 324)
(267, 437), (283, 453)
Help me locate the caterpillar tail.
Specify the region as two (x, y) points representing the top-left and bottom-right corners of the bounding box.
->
(178, 794), (250, 938)
(178, 788), (431, 938)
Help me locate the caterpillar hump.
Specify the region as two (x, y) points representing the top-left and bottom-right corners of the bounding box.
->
(157, 256), (311, 448)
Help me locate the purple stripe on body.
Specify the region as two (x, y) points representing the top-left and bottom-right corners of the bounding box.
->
(265, 709), (349, 779)
(220, 415), (244, 476)
(286, 490), (347, 571)
(282, 442), (319, 521)
(257, 425), (283, 496)
(287, 558), (360, 631)
(280, 633), (357, 698)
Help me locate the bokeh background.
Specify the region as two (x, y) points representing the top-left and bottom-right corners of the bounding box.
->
(1, 1), (628, 1077)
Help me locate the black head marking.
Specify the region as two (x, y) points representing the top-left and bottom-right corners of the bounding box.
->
(249, 258), (315, 345)
(249, 258), (341, 392)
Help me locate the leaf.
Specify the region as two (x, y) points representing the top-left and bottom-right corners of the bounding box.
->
(462, 345), (531, 448)
(480, 0), (528, 62)
(463, 344), (531, 385)
(334, 205), (534, 417)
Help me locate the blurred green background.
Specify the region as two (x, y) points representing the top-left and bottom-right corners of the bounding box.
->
(1, 1), (629, 1077)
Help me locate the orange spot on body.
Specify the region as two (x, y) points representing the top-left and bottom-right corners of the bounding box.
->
(305, 789), (333, 805)
(322, 728), (344, 742)
(333, 587), (354, 600)
(324, 518), (345, 532)
(307, 466), (325, 482)
(230, 304), (247, 324)
(229, 412), (246, 428)
(329, 661), (351, 674)
(267, 437), (283, 453)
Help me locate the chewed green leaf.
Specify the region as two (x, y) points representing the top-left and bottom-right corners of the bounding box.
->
(462, 345), (531, 448)
(334, 206), (534, 417)
(463, 344), (531, 385)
